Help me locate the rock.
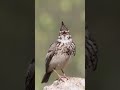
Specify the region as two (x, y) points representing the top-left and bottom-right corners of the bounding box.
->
(43, 77), (85, 90)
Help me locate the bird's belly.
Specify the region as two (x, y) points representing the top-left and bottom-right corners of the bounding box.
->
(49, 53), (70, 71)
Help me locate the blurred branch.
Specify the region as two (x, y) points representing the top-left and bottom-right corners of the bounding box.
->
(43, 77), (85, 90)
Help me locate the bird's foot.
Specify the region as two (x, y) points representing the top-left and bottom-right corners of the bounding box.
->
(57, 75), (69, 82)
(58, 77), (65, 82)
(62, 75), (69, 80)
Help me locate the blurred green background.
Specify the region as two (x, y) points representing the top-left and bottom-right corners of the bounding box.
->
(35, 0), (85, 90)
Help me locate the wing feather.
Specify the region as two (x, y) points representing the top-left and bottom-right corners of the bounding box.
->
(45, 42), (57, 72)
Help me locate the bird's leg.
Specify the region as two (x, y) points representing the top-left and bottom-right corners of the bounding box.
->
(61, 69), (69, 80)
(53, 69), (64, 82)
(53, 69), (61, 78)
(61, 69), (66, 76)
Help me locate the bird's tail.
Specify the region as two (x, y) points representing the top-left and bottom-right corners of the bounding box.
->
(41, 71), (52, 83)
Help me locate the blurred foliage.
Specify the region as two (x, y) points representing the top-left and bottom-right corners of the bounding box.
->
(35, 0), (85, 90)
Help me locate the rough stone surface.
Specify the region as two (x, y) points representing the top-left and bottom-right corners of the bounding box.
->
(43, 77), (85, 90)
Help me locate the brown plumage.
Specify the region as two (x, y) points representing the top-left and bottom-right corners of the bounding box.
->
(85, 25), (98, 72)
(41, 22), (76, 83)
(25, 59), (35, 90)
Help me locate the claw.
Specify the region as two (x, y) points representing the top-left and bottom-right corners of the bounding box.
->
(58, 77), (65, 82)
(58, 75), (69, 82)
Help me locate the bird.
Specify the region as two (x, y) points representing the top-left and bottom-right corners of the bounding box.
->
(85, 24), (98, 72)
(25, 59), (35, 90)
(41, 21), (76, 83)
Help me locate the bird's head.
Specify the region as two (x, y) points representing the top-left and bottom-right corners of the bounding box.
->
(57, 21), (72, 43)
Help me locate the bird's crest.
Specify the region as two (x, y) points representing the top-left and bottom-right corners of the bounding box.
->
(59, 21), (70, 36)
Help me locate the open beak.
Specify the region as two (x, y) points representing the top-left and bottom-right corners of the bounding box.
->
(62, 31), (67, 36)
(63, 31), (66, 34)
